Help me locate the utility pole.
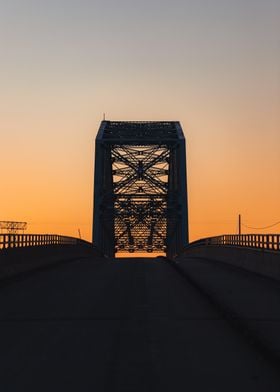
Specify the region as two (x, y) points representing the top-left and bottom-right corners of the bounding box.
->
(238, 214), (241, 235)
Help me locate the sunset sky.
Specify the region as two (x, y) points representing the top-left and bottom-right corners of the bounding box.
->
(1, 0), (280, 242)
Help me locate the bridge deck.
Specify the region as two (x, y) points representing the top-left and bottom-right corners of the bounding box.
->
(0, 256), (279, 391)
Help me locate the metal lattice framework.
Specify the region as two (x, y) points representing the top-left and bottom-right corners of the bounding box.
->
(0, 221), (27, 234)
(93, 121), (188, 258)
(113, 144), (169, 253)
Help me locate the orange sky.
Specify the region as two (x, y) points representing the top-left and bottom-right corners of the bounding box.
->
(1, 1), (279, 244)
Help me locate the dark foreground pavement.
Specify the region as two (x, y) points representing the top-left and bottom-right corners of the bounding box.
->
(0, 256), (279, 391)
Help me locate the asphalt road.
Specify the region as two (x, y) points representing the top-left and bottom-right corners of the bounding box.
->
(0, 256), (279, 391)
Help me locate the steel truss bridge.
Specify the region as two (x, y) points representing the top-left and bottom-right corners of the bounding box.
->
(92, 121), (188, 257)
(1, 120), (280, 390)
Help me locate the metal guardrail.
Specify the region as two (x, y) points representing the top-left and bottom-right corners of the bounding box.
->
(188, 234), (280, 252)
(0, 234), (91, 250)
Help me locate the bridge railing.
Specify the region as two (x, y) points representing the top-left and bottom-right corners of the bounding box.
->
(0, 234), (91, 250)
(188, 234), (280, 252)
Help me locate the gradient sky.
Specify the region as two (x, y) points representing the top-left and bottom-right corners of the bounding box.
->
(1, 0), (280, 242)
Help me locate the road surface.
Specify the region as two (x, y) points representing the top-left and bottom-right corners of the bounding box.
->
(0, 256), (279, 391)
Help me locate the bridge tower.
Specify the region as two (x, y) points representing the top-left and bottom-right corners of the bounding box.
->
(92, 121), (188, 258)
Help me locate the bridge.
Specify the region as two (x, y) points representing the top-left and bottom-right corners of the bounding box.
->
(92, 121), (188, 258)
(0, 121), (280, 391)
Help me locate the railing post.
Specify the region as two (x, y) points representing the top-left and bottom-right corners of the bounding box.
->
(273, 235), (276, 250)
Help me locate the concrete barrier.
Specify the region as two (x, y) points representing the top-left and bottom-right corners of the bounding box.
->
(0, 244), (103, 281)
(177, 246), (280, 281)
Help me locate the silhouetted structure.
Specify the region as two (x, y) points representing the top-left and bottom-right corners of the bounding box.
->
(92, 121), (188, 258)
(0, 221), (27, 234)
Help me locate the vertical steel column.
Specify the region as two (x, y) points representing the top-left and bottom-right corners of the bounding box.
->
(92, 121), (115, 256)
(166, 124), (188, 258)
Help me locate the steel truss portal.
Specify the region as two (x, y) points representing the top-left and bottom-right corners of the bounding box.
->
(93, 121), (188, 258)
